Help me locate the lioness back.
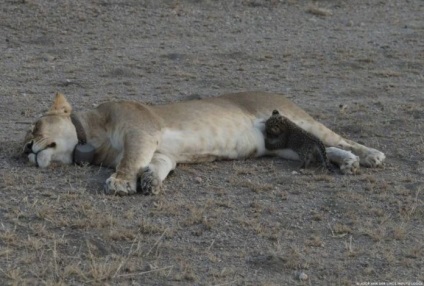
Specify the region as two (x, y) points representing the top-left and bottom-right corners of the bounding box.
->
(152, 92), (314, 126)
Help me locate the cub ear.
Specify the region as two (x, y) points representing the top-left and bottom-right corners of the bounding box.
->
(272, 110), (280, 115)
(48, 92), (72, 115)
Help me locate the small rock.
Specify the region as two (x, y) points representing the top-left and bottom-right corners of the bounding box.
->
(299, 272), (308, 280)
(291, 171), (298, 175)
(194, 177), (203, 183)
(339, 104), (348, 113)
(43, 54), (56, 61)
(306, 6), (333, 17)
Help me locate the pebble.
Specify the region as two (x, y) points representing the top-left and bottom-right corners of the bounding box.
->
(306, 6), (333, 17)
(339, 104), (348, 113)
(194, 176), (203, 183)
(299, 272), (308, 280)
(43, 54), (56, 62)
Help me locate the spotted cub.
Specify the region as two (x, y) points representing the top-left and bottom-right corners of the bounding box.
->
(265, 110), (333, 172)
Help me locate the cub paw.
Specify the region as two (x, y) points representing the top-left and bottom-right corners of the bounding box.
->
(138, 168), (162, 195)
(104, 175), (137, 196)
(360, 148), (386, 168)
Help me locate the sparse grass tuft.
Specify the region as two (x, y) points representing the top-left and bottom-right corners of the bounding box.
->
(306, 235), (324, 247)
(237, 179), (274, 193)
(108, 228), (137, 241)
(392, 224), (407, 240)
(333, 223), (353, 235)
(138, 219), (167, 235)
(173, 259), (197, 282)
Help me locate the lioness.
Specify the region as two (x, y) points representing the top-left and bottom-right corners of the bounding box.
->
(23, 92), (385, 195)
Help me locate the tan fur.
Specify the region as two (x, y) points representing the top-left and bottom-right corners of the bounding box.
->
(23, 91), (386, 195)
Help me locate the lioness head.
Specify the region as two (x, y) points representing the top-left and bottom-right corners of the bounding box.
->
(23, 93), (78, 167)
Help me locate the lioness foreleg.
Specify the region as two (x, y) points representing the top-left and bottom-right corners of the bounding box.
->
(104, 132), (157, 196)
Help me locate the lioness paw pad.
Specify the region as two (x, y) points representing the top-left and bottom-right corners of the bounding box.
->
(361, 149), (386, 168)
(340, 156), (360, 175)
(104, 176), (136, 196)
(138, 169), (162, 195)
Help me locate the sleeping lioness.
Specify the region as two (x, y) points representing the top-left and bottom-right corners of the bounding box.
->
(23, 92), (385, 195)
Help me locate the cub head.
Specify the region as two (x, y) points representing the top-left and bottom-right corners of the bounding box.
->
(23, 93), (78, 167)
(265, 109), (286, 137)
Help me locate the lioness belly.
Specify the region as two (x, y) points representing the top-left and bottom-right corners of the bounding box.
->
(158, 118), (266, 163)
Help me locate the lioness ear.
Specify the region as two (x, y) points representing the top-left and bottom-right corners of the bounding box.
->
(48, 92), (72, 115)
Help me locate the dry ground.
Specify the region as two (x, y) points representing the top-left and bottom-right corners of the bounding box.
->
(1, 0), (423, 285)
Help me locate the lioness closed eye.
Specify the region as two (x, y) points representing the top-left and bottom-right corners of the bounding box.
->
(23, 91), (385, 196)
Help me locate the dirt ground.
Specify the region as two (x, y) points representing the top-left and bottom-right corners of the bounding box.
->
(1, 0), (423, 285)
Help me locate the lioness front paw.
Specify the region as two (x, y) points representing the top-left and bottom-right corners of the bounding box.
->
(138, 168), (162, 195)
(104, 175), (137, 196)
(360, 148), (386, 168)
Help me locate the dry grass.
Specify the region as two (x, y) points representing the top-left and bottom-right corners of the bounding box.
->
(1, 118), (423, 283)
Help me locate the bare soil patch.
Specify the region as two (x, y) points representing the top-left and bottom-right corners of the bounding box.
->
(1, 0), (423, 285)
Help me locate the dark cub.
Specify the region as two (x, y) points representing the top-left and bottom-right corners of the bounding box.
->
(265, 110), (333, 172)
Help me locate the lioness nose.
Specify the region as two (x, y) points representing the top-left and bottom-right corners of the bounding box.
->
(24, 141), (33, 154)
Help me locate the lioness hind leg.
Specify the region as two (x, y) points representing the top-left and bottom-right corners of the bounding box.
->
(295, 119), (385, 171)
(138, 153), (176, 195)
(342, 139), (386, 168)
